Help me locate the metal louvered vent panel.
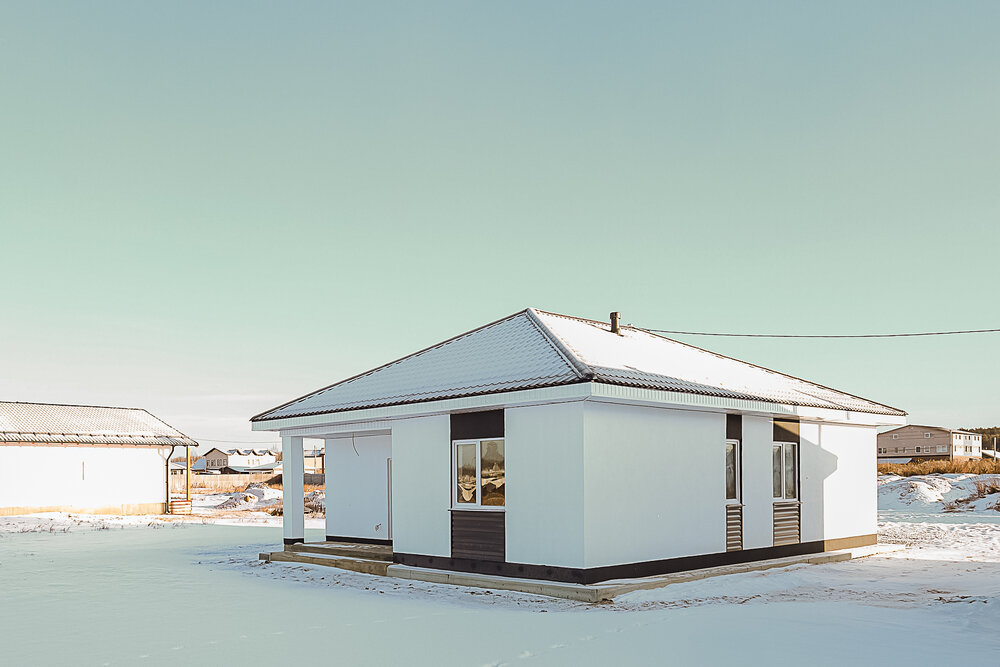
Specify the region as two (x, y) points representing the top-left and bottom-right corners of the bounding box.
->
(725, 504), (743, 551)
(773, 502), (801, 546)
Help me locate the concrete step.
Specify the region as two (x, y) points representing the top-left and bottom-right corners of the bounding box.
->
(263, 550), (391, 576)
(286, 542), (393, 562)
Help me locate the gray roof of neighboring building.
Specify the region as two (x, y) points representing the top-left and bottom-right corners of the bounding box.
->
(253, 308), (906, 422)
(0, 401), (197, 447)
(881, 425), (981, 436)
(169, 458), (207, 471)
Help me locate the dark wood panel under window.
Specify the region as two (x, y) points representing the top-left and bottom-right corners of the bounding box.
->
(451, 410), (504, 440)
(451, 510), (505, 562)
(726, 505), (743, 551)
(773, 501), (801, 546)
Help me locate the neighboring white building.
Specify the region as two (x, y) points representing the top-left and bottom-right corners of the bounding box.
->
(203, 448), (276, 471)
(0, 401), (196, 515)
(251, 308), (906, 584)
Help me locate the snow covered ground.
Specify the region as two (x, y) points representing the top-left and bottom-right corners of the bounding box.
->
(1, 477), (998, 665)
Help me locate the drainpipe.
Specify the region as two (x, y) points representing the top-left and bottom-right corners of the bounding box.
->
(166, 444), (178, 513)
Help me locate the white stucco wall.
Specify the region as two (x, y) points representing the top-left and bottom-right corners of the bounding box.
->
(505, 401), (586, 567)
(800, 421), (877, 542)
(741, 415), (777, 550)
(324, 434), (392, 541)
(0, 444), (169, 513)
(390, 414), (451, 557)
(581, 401), (725, 568)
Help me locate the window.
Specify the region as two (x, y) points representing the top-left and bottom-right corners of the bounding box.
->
(892, 434), (898, 440)
(453, 439), (505, 508)
(725, 440), (740, 502)
(936, 445), (947, 453)
(772, 442), (798, 500)
(924, 433), (932, 438)
(895, 447), (901, 453)
(915, 446), (922, 453)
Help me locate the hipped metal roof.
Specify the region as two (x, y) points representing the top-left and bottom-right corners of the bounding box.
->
(253, 308), (906, 422)
(0, 401), (198, 447)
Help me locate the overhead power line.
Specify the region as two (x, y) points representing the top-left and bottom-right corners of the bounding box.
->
(193, 437), (281, 444)
(641, 327), (1000, 339)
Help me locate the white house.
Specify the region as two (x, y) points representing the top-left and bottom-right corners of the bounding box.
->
(251, 308), (906, 584)
(0, 401), (197, 515)
(203, 448), (277, 471)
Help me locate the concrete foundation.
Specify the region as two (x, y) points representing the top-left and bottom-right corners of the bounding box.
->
(259, 541), (905, 602)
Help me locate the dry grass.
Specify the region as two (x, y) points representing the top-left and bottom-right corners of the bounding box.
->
(878, 458), (1000, 477)
(266, 483), (325, 493)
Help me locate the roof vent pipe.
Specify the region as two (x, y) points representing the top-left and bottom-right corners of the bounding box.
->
(610, 311), (621, 335)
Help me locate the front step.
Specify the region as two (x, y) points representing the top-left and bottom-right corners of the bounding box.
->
(262, 549), (390, 576)
(286, 541), (393, 562)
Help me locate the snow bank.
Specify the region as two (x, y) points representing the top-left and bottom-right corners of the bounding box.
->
(878, 474), (1000, 514)
(213, 482), (283, 510)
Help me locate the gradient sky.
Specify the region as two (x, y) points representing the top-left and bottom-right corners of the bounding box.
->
(2, 2), (998, 452)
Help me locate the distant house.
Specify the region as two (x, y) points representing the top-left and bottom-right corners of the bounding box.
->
(251, 308), (906, 585)
(877, 425), (982, 462)
(169, 458), (207, 475)
(0, 401), (196, 515)
(203, 448), (277, 471)
(304, 447), (325, 474)
(223, 461), (283, 474)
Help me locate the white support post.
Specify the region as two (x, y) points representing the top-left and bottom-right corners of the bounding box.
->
(282, 435), (305, 545)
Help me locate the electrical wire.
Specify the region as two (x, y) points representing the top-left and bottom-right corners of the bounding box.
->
(641, 327), (1000, 339)
(193, 437), (282, 444)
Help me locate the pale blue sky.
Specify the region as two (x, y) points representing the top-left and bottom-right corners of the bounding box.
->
(2, 2), (998, 450)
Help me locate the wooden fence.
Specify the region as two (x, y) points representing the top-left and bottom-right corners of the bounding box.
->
(170, 473), (324, 494)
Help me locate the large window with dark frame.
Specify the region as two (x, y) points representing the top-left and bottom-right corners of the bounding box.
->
(772, 442), (798, 500)
(453, 439), (505, 508)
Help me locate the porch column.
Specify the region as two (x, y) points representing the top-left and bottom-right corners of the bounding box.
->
(282, 435), (305, 545)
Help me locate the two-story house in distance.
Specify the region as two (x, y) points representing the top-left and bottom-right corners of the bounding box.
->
(877, 425), (981, 462)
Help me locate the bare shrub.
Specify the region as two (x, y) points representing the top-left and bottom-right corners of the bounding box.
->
(878, 459), (1000, 477)
(973, 479), (1000, 497)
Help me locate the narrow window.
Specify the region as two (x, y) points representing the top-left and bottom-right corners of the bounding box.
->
(725, 440), (740, 501)
(783, 443), (798, 500)
(773, 443), (798, 500)
(456, 443), (477, 504)
(772, 445), (782, 498)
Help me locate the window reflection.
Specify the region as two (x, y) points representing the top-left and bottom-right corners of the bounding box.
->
(480, 440), (505, 506)
(456, 443), (476, 504)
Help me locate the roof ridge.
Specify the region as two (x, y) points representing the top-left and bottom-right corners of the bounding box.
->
(524, 308), (593, 380)
(0, 400), (145, 411)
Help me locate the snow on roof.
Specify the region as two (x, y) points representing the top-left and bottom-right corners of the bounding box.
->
(0, 401), (197, 447)
(253, 308), (906, 422)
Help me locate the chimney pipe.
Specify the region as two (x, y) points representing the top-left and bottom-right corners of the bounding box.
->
(610, 311), (621, 335)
